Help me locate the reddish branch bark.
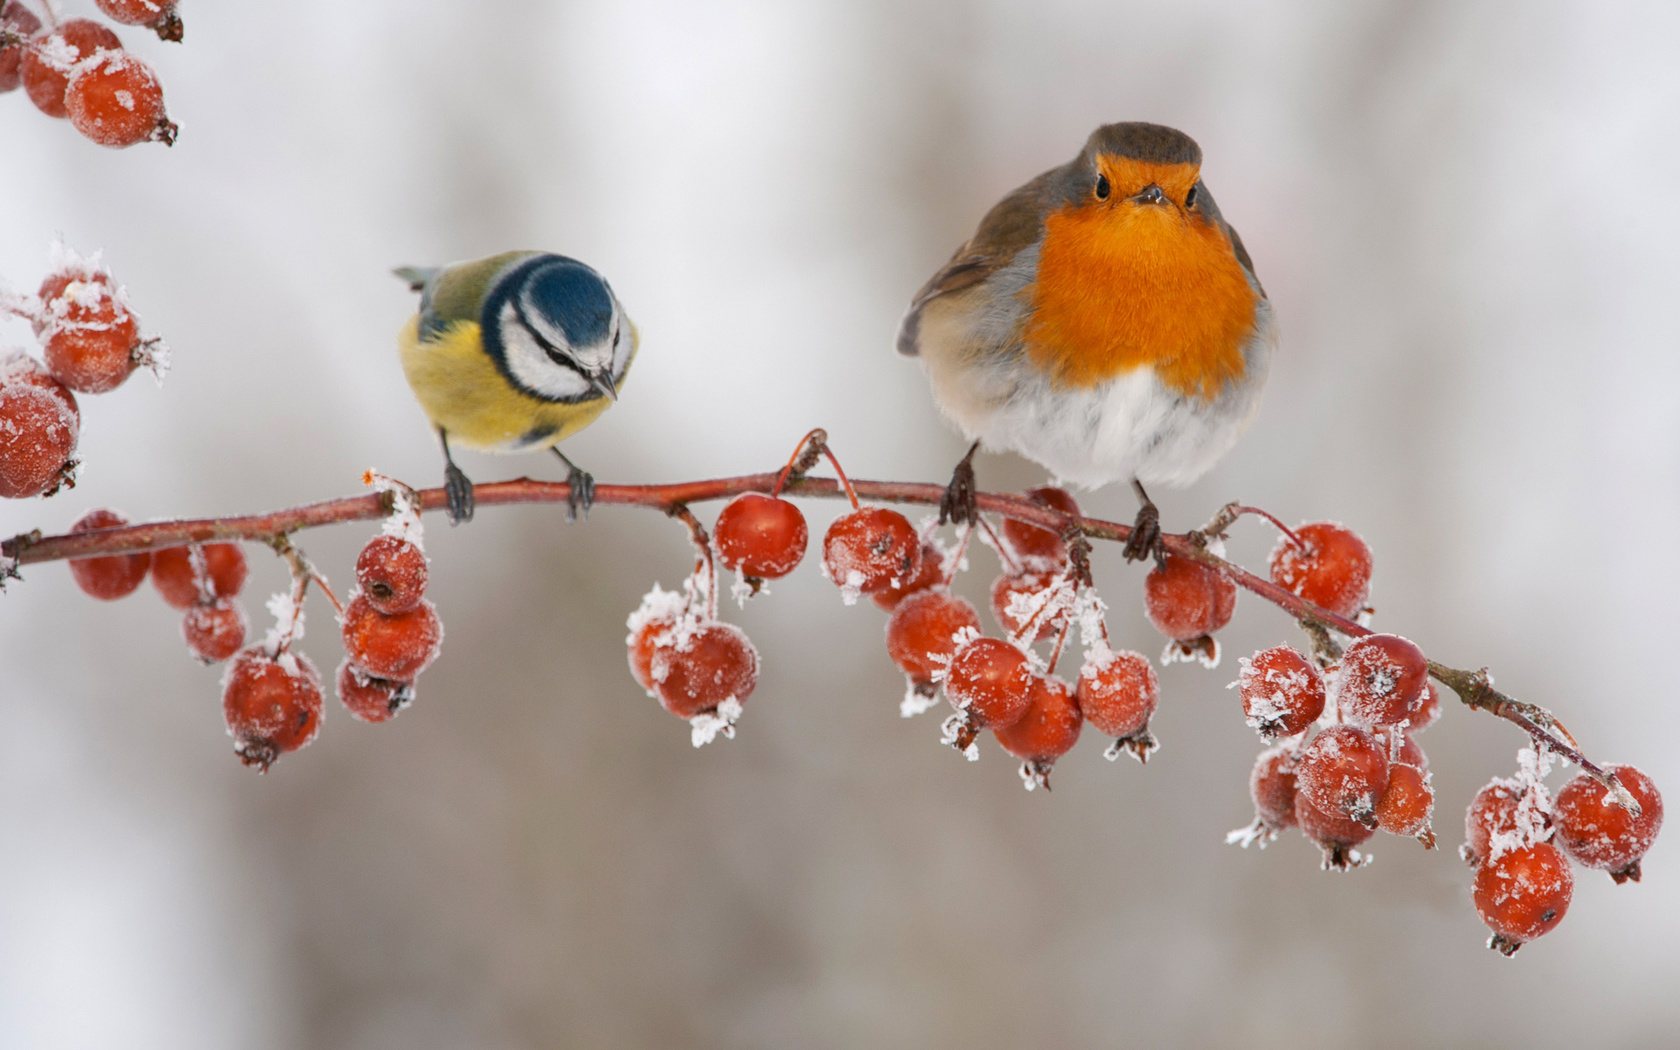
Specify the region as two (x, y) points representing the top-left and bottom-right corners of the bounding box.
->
(0, 469), (1638, 813)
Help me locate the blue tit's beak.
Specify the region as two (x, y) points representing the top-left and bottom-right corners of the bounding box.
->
(591, 370), (619, 402)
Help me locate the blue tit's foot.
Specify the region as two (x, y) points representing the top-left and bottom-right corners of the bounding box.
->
(939, 440), (981, 526)
(552, 447), (594, 523)
(1122, 480), (1164, 565)
(443, 462), (475, 525)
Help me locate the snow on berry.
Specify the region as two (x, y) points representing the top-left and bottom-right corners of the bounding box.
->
(0, 348), (79, 419)
(0, 383), (79, 498)
(871, 539), (945, 611)
(20, 19), (120, 119)
(1228, 743), (1300, 848)
(93, 0), (184, 41)
(1463, 748), (1557, 867)
(340, 593), (443, 681)
(0, 2), (43, 94)
(1473, 841), (1573, 955)
(991, 569), (1072, 644)
(1373, 763), (1435, 845)
(884, 587), (981, 697)
(1295, 790), (1375, 870)
(66, 49), (176, 148)
(626, 583), (695, 696)
(1333, 634), (1428, 728)
(940, 636), (1034, 759)
(649, 621), (758, 742)
(1294, 724), (1390, 827)
(221, 646), (324, 771)
(66, 507), (150, 599)
(1234, 645), (1325, 740)
(1552, 765), (1663, 882)
(994, 674), (1083, 790)
(182, 597), (248, 664)
(335, 658), (414, 724)
(1267, 521), (1373, 620)
(1076, 647), (1159, 762)
(821, 507), (921, 603)
(1144, 554), (1235, 667)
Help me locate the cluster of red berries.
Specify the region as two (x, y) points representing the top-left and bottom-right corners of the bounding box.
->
(0, 243), (167, 500)
(67, 510), (252, 662)
(1, 1), (179, 147)
(1461, 750), (1663, 955)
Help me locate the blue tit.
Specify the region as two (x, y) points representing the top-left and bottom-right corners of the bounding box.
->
(394, 251), (637, 524)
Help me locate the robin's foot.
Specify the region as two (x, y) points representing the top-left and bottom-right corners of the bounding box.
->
(553, 448), (594, 522)
(940, 440), (981, 526)
(443, 462), (474, 525)
(1122, 486), (1163, 564)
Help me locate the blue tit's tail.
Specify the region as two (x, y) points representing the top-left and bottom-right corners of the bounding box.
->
(393, 266), (439, 293)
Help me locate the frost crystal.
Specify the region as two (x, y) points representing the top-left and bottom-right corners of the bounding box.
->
(1485, 747), (1557, 863)
(262, 590), (304, 655)
(364, 471), (425, 549)
(1225, 819), (1280, 849)
(689, 696), (743, 747)
(1161, 636), (1221, 669)
(900, 679), (939, 718)
(839, 569), (866, 606)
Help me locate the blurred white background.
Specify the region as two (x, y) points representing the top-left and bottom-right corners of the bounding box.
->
(2, 0), (1677, 1046)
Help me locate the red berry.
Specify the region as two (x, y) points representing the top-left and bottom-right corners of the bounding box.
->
(335, 658), (414, 724)
(0, 384), (79, 498)
(993, 674), (1083, 788)
(1143, 554), (1236, 641)
(625, 586), (687, 695)
(1334, 634), (1428, 727)
(1374, 763), (1435, 842)
(1463, 780), (1552, 868)
(93, 0), (182, 41)
(1268, 522), (1372, 620)
(38, 273), (140, 393)
(822, 507), (921, 600)
(356, 535), (428, 614)
(999, 486), (1080, 570)
(340, 593), (443, 681)
(884, 587), (980, 686)
(943, 636), (1034, 736)
(1552, 765), (1663, 882)
(1294, 790), (1374, 869)
(66, 507), (149, 599)
(650, 620), (758, 719)
(1294, 724), (1390, 826)
(1250, 744), (1299, 832)
(871, 541), (944, 611)
(20, 19), (120, 119)
(0, 349), (79, 419)
(1237, 645), (1325, 739)
(1473, 842), (1573, 954)
(0, 1), (42, 94)
(989, 569), (1066, 643)
(714, 492), (808, 580)
(1076, 648), (1158, 746)
(1411, 680), (1443, 732)
(66, 49), (175, 148)
(151, 543), (248, 610)
(221, 647), (323, 771)
(1373, 726), (1427, 770)
(181, 597), (247, 664)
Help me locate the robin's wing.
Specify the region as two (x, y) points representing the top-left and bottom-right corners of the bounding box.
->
(896, 169), (1057, 357)
(1190, 180), (1266, 300)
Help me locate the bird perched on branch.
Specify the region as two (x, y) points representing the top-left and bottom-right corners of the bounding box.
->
(898, 121), (1273, 560)
(394, 251), (636, 524)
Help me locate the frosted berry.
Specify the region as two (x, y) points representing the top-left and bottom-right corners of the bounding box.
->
(627, 615), (677, 695)
(1237, 645), (1325, 739)
(1334, 634), (1428, 727)
(66, 507), (149, 599)
(1463, 780), (1550, 868)
(994, 674), (1083, 789)
(1373, 726), (1427, 771)
(1374, 763), (1435, 843)
(1295, 791), (1374, 870)
(650, 621), (758, 719)
(221, 647), (323, 771)
(21, 19), (121, 119)
(990, 569), (1065, 643)
(884, 588), (980, 687)
(151, 542), (248, 609)
(38, 274), (140, 394)
(341, 594), (443, 681)
(93, 0), (183, 42)
(1473, 842), (1572, 955)
(714, 492), (808, 581)
(1250, 744), (1299, 832)
(871, 541), (943, 611)
(942, 636), (1034, 753)
(1294, 724), (1390, 827)
(0, 349), (79, 419)
(1411, 680), (1443, 732)
(0, 384), (79, 498)
(999, 486), (1080, 569)
(356, 535), (428, 614)
(335, 658), (414, 724)
(822, 507), (921, 600)
(181, 597), (247, 664)
(1552, 765), (1663, 883)
(66, 49), (176, 147)
(0, 1), (42, 94)
(1077, 649), (1158, 758)
(1268, 521), (1372, 620)
(1143, 554), (1236, 641)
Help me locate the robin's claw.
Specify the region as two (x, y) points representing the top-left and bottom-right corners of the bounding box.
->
(443, 462), (475, 525)
(1122, 500), (1162, 564)
(940, 440), (981, 526)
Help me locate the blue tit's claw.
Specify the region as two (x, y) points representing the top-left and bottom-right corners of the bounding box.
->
(443, 463), (475, 525)
(565, 466), (595, 524)
(939, 440), (981, 527)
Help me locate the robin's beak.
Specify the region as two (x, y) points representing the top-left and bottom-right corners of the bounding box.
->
(1130, 184), (1165, 206)
(591, 370), (619, 402)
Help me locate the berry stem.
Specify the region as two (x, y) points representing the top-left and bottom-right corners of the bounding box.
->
(771, 428), (828, 497)
(668, 504), (717, 621)
(975, 515), (1022, 574)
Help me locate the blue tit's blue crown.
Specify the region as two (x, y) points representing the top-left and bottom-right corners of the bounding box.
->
(520, 258), (614, 347)
(478, 254), (627, 405)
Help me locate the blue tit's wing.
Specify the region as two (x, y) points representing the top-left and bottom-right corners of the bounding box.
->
(408, 252), (540, 343)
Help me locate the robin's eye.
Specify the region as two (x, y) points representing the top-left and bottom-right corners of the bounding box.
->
(1094, 174), (1110, 200)
(1185, 186), (1198, 208)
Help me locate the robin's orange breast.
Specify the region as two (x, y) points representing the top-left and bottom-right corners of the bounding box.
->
(1025, 202), (1258, 400)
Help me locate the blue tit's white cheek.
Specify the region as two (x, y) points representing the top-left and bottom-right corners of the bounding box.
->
(608, 307), (634, 379)
(495, 300), (592, 401)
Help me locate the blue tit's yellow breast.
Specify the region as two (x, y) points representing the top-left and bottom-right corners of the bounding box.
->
(397, 317), (611, 453)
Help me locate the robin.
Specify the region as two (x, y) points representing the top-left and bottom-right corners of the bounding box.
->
(897, 121), (1274, 561)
